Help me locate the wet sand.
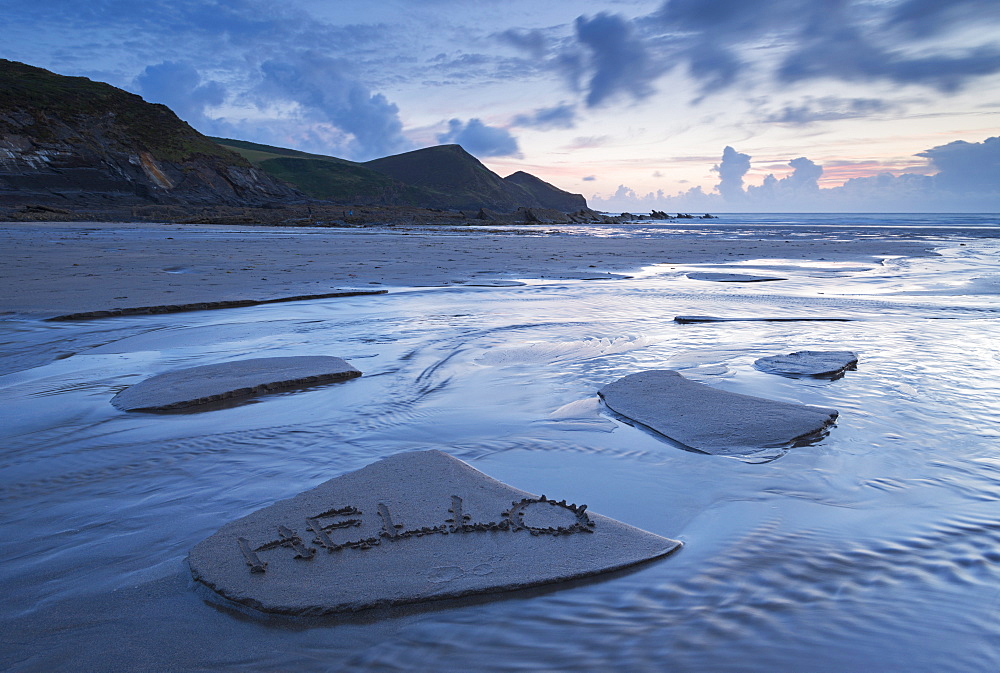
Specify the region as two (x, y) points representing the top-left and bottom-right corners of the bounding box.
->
(1, 220), (935, 317)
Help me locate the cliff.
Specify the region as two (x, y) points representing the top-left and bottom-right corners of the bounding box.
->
(0, 60), (300, 207)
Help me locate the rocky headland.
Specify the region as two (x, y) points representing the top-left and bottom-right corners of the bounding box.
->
(0, 59), (611, 224)
(0, 60), (299, 210)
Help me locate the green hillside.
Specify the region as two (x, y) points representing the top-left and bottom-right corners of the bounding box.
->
(211, 137), (428, 203)
(364, 145), (587, 212)
(210, 137), (353, 164)
(364, 144), (527, 211)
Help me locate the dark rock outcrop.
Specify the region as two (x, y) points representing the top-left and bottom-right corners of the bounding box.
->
(686, 272), (787, 282)
(754, 351), (859, 379)
(47, 289), (387, 322)
(599, 369), (838, 455)
(111, 356), (362, 412)
(674, 315), (853, 324)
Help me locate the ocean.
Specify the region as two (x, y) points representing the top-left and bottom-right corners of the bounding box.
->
(1, 213), (998, 671)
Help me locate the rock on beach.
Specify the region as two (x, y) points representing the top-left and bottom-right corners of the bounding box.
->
(598, 370), (838, 455)
(674, 315), (853, 324)
(111, 356), (361, 412)
(686, 272), (786, 282)
(754, 351), (859, 379)
(188, 450), (681, 615)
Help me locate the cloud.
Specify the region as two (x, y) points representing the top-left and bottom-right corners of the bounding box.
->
(887, 0), (1000, 38)
(776, 23), (1000, 92)
(764, 97), (896, 124)
(591, 136), (999, 212)
(497, 28), (548, 59)
(917, 136), (1000, 193)
(9, 0), (390, 61)
(583, 175), (597, 181)
(747, 156), (823, 200)
(134, 61), (226, 131)
(651, 0), (810, 94)
(437, 118), (521, 158)
(512, 103), (577, 130)
(573, 13), (661, 107)
(683, 43), (743, 95)
(712, 146), (751, 200)
(642, 0), (1000, 99)
(784, 157), (823, 190)
(566, 135), (611, 149)
(256, 52), (410, 161)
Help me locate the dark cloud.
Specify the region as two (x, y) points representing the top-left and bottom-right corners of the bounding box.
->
(684, 44), (742, 95)
(654, 0), (802, 36)
(887, 0), (1000, 38)
(777, 21), (1000, 92)
(256, 52), (410, 161)
(552, 50), (586, 93)
(497, 29), (548, 59)
(650, 0), (808, 94)
(765, 97), (895, 124)
(574, 13), (661, 107)
(134, 61), (226, 131)
(7, 0), (390, 57)
(512, 103), (577, 130)
(917, 136), (1000, 193)
(643, 0), (1000, 98)
(437, 118), (521, 158)
(713, 146), (751, 200)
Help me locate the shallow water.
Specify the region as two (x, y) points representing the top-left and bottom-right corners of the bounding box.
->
(2, 215), (999, 672)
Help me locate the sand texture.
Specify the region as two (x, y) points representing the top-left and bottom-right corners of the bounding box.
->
(0, 221), (933, 317)
(188, 450), (681, 615)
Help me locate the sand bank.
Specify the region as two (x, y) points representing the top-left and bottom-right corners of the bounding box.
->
(0, 221), (935, 317)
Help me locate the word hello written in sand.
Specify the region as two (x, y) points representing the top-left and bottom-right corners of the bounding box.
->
(238, 495), (595, 574)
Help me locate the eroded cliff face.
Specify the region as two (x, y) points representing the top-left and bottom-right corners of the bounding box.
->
(0, 60), (301, 208)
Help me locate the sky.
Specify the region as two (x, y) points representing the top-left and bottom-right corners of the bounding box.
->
(4, 0), (1000, 212)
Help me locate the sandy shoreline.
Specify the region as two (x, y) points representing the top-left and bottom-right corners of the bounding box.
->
(1, 220), (937, 318)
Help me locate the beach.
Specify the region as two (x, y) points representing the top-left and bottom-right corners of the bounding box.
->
(2, 215), (999, 672)
(0, 220), (936, 317)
